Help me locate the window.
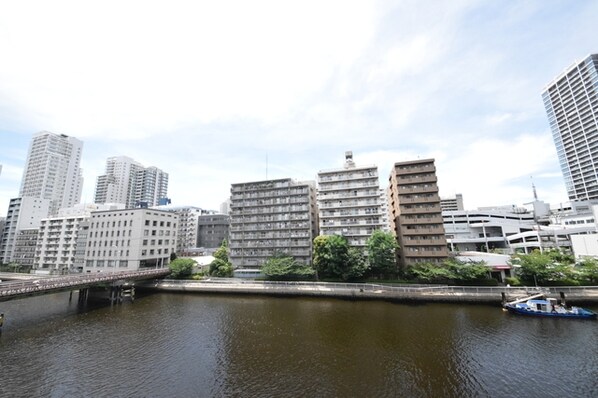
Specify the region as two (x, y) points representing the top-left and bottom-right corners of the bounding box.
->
(145, 220), (150, 226)
(142, 250), (147, 256)
(143, 240), (148, 246)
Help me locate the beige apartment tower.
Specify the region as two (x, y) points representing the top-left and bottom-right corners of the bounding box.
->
(388, 158), (448, 268)
(317, 152), (385, 247)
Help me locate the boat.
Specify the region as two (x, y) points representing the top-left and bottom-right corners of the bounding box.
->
(503, 294), (597, 319)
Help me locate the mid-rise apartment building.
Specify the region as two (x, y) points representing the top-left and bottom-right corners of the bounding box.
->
(19, 131), (84, 216)
(440, 194), (464, 212)
(388, 158), (448, 268)
(153, 205), (205, 255)
(35, 214), (90, 274)
(317, 152), (385, 247)
(0, 197), (50, 264)
(83, 208), (178, 272)
(229, 178), (318, 268)
(198, 214), (230, 250)
(94, 156), (169, 208)
(543, 54), (598, 201)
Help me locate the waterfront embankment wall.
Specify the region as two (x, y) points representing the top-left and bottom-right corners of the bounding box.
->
(141, 280), (598, 305)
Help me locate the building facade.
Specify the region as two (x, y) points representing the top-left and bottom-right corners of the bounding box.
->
(229, 178), (318, 268)
(443, 209), (536, 253)
(543, 54), (598, 201)
(317, 152), (385, 247)
(19, 131), (84, 216)
(0, 197), (50, 264)
(153, 205), (205, 255)
(82, 208), (178, 273)
(94, 156), (169, 208)
(198, 214), (230, 250)
(388, 158), (448, 268)
(440, 194), (464, 212)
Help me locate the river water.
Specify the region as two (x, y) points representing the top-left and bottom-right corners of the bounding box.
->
(0, 291), (596, 398)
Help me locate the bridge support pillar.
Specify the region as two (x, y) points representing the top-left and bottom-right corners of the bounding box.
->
(78, 288), (89, 303)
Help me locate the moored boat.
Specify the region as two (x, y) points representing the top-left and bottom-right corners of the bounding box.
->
(504, 296), (597, 319)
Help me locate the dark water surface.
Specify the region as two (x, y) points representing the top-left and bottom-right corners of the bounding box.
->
(0, 292), (596, 398)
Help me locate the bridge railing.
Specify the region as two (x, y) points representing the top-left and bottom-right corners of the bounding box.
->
(0, 269), (170, 299)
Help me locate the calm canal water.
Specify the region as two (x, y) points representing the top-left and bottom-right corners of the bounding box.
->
(0, 291), (596, 398)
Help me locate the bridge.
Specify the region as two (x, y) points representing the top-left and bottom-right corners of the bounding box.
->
(0, 269), (171, 303)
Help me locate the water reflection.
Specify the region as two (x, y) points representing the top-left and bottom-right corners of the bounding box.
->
(0, 293), (596, 398)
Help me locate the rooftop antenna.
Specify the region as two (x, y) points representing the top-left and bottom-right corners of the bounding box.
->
(531, 176), (538, 200)
(266, 153), (268, 180)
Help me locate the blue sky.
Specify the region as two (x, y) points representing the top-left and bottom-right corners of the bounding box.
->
(0, 0), (596, 213)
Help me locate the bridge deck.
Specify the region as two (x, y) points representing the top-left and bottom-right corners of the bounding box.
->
(0, 269), (170, 302)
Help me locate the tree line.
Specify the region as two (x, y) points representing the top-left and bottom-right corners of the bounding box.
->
(169, 237), (598, 287)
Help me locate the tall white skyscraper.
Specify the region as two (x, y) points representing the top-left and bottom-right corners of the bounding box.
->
(19, 131), (84, 216)
(94, 156), (169, 208)
(542, 54), (598, 201)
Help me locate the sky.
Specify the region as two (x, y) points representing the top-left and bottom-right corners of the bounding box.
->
(0, 0), (597, 214)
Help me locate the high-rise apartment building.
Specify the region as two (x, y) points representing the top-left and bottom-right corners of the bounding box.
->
(543, 54), (598, 201)
(229, 178), (318, 268)
(317, 152), (385, 247)
(94, 156), (169, 208)
(388, 158), (448, 268)
(19, 131), (84, 216)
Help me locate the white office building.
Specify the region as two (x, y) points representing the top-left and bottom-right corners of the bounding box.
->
(33, 203), (124, 274)
(82, 208), (178, 273)
(317, 152), (385, 247)
(19, 131), (84, 216)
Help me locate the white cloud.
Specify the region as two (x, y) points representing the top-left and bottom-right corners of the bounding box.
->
(0, 1), (593, 214)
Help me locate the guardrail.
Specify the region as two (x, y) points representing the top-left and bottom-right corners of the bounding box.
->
(155, 279), (598, 298)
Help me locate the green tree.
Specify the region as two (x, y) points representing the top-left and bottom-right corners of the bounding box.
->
(445, 259), (490, 284)
(213, 239), (229, 262)
(209, 259), (234, 277)
(169, 258), (196, 279)
(313, 235), (351, 280)
(366, 230), (399, 278)
(345, 247), (369, 281)
(209, 240), (234, 277)
(511, 250), (576, 285)
(262, 254), (315, 281)
(575, 257), (598, 284)
(405, 262), (454, 283)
